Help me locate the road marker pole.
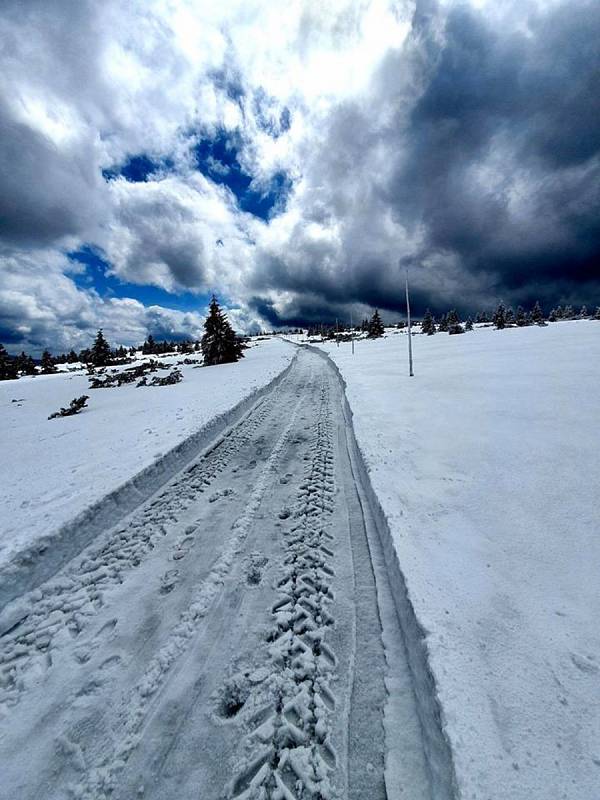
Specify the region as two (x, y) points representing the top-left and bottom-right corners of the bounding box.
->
(405, 267), (414, 377)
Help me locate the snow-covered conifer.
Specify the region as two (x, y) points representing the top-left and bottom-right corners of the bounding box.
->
(90, 329), (112, 367)
(446, 309), (464, 335)
(532, 301), (544, 324)
(0, 343), (19, 380)
(421, 309), (436, 335)
(515, 306), (528, 326)
(367, 309), (385, 338)
(493, 303), (506, 329)
(201, 295), (244, 365)
(17, 352), (36, 375)
(40, 350), (57, 374)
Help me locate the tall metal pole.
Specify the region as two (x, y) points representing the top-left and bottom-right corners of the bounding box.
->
(405, 267), (414, 377)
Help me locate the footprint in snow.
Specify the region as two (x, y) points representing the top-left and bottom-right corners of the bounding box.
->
(160, 569), (180, 594)
(208, 488), (234, 503)
(570, 652), (599, 674)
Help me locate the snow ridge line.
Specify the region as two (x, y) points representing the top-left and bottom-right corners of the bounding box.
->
(0, 352), (298, 614)
(73, 393), (305, 800)
(0, 372), (288, 708)
(304, 344), (459, 800)
(227, 378), (338, 800)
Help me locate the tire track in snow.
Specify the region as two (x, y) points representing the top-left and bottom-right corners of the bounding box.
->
(0, 387), (282, 709)
(226, 379), (339, 800)
(72, 393), (304, 800)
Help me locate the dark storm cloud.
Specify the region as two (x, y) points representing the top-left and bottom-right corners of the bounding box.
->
(0, 1), (110, 246)
(390, 0), (600, 308)
(0, 98), (108, 246)
(253, 0), (600, 322)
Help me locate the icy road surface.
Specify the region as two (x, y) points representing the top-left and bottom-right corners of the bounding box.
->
(0, 348), (451, 800)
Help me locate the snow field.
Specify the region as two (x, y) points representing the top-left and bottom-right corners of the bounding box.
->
(314, 320), (600, 800)
(0, 339), (294, 594)
(0, 348), (404, 800)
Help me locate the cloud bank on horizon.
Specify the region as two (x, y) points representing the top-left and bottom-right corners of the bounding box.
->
(1, 0), (598, 352)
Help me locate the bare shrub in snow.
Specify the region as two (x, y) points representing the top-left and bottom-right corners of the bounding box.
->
(48, 395), (89, 420)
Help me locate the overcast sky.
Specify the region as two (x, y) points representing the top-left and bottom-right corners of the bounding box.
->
(1, 0), (598, 352)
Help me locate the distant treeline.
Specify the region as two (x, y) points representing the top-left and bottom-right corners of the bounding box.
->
(306, 302), (600, 340)
(0, 332), (204, 381)
(420, 302), (599, 336)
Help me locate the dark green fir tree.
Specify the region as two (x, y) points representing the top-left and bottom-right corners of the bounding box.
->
(493, 303), (507, 330)
(90, 329), (112, 367)
(367, 309), (385, 338)
(40, 350), (57, 374)
(0, 344), (19, 381)
(421, 309), (436, 335)
(17, 351), (36, 375)
(531, 301), (544, 325)
(201, 295), (244, 366)
(446, 309), (464, 335)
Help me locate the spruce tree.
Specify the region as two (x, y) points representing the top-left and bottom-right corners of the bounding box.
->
(90, 329), (112, 367)
(438, 313), (448, 332)
(40, 350), (57, 374)
(421, 309), (436, 335)
(493, 303), (506, 330)
(143, 335), (157, 355)
(446, 309), (464, 335)
(579, 305), (588, 318)
(505, 307), (515, 325)
(0, 344), (19, 381)
(515, 306), (528, 326)
(563, 305), (574, 319)
(465, 317), (474, 332)
(201, 295), (244, 366)
(548, 308), (557, 322)
(594, 307), (600, 321)
(532, 301), (544, 325)
(16, 351), (36, 375)
(367, 309), (385, 338)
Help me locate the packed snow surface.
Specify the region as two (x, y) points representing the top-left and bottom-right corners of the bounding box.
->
(0, 339), (293, 567)
(0, 347), (420, 800)
(314, 320), (600, 800)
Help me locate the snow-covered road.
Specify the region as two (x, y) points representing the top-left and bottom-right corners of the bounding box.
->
(0, 348), (448, 800)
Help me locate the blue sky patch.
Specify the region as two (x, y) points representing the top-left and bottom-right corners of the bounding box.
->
(193, 128), (291, 219)
(102, 154), (174, 183)
(68, 247), (210, 314)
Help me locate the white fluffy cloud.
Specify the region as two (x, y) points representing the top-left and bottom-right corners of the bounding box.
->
(102, 173), (262, 294)
(0, 248), (217, 354)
